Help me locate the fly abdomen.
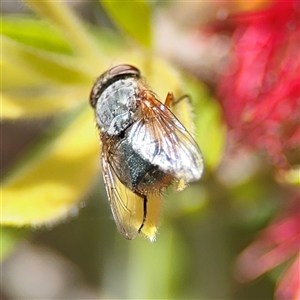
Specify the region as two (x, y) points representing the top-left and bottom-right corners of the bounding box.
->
(112, 137), (173, 195)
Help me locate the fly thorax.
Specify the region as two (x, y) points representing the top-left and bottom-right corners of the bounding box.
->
(95, 78), (139, 135)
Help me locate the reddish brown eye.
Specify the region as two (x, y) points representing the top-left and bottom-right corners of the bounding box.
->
(108, 64), (140, 78)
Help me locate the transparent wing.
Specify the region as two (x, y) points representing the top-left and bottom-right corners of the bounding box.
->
(101, 146), (160, 241)
(101, 148), (142, 240)
(128, 93), (204, 182)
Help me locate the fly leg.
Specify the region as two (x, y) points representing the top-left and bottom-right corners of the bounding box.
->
(164, 92), (191, 107)
(138, 195), (148, 233)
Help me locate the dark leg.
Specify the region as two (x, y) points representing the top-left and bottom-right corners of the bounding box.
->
(173, 94), (191, 105)
(138, 195), (148, 233)
(164, 92), (191, 107)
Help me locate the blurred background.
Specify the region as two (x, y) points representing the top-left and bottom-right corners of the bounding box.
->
(1, 1), (299, 299)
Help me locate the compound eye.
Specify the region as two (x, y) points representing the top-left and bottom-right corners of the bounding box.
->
(109, 64), (140, 78)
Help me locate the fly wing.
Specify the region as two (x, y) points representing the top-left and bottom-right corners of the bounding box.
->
(101, 148), (142, 240)
(101, 145), (160, 241)
(128, 93), (204, 183)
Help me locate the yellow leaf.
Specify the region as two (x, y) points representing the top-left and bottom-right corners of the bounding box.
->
(2, 36), (93, 84)
(101, 0), (152, 48)
(2, 86), (88, 120)
(1, 60), (41, 90)
(1, 107), (100, 226)
(277, 166), (300, 186)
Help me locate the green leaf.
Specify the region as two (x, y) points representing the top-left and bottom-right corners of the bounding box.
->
(0, 227), (29, 261)
(2, 36), (93, 84)
(1, 108), (100, 226)
(23, 0), (105, 65)
(104, 224), (188, 298)
(1, 16), (73, 54)
(101, 0), (152, 48)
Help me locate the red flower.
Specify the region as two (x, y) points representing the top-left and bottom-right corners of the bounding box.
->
(275, 253), (300, 300)
(235, 198), (300, 300)
(217, 1), (300, 167)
